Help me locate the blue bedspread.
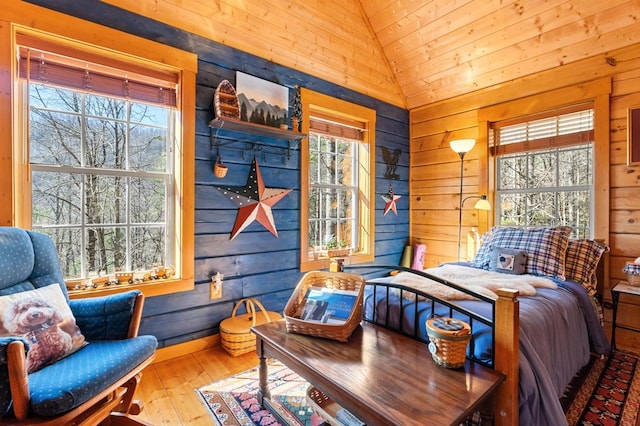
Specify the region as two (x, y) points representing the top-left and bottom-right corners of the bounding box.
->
(363, 273), (609, 426)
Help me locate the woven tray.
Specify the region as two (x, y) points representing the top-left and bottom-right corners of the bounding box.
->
(220, 298), (282, 357)
(284, 271), (364, 342)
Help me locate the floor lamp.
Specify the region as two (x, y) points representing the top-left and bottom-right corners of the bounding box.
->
(450, 139), (491, 261)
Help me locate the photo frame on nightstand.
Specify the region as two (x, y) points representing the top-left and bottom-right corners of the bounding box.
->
(627, 106), (640, 165)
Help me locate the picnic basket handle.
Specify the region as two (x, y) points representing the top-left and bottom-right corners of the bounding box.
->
(231, 298), (275, 326)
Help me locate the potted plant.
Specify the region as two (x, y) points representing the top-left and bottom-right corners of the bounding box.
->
(326, 236), (350, 258)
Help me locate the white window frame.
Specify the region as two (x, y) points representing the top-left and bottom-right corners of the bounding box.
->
(25, 85), (177, 277)
(492, 108), (594, 237)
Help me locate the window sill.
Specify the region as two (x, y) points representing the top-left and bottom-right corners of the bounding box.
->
(300, 253), (374, 273)
(67, 277), (194, 299)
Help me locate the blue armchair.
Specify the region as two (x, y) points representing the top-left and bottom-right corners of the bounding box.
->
(0, 227), (157, 425)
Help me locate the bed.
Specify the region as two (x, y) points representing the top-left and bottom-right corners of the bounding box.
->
(354, 226), (610, 426)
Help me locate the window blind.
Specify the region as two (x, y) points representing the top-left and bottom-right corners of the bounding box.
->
(309, 111), (367, 141)
(17, 36), (178, 107)
(491, 106), (593, 156)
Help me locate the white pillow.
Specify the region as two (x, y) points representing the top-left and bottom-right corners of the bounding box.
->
(0, 284), (86, 373)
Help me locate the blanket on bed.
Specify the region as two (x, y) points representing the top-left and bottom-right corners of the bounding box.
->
(390, 264), (558, 300)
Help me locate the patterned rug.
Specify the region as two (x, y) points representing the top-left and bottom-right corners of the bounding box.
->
(563, 351), (640, 426)
(196, 360), (327, 426)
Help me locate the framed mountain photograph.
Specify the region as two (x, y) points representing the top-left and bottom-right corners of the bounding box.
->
(235, 71), (288, 129)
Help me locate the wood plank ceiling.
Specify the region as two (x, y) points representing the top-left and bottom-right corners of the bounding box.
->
(102, 0), (640, 110)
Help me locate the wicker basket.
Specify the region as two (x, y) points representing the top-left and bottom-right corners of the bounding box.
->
(305, 386), (342, 426)
(623, 262), (640, 286)
(305, 386), (364, 426)
(426, 317), (471, 369)
(220, 298), (282, 357)
(284, 271), (364, 342)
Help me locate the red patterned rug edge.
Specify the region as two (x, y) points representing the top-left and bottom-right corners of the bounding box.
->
(565, 351), (640, 426)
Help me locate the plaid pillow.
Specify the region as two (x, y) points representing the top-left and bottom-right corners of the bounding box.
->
(471, 232), (493, 268)
(564, 239), (608, 295)
(472, 226), (571, 279)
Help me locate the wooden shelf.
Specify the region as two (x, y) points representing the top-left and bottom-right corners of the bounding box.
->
(209, 116), (306, 141)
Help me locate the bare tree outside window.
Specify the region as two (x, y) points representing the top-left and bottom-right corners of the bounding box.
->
(29, 83), (172, 278)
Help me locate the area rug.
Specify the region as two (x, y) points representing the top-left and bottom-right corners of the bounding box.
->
(196, 360), (328, 426)
(563, 350), (640, 426)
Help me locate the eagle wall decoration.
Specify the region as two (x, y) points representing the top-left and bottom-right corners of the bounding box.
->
(381, 146), (401, 180)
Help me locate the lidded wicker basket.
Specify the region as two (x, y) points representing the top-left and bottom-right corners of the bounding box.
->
(426, 317), (471, 369)
(220, 298), (282, 357)
(284, 271), (364, 342)
(623, 262), (640, 286)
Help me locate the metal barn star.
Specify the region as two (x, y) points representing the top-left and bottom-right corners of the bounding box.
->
(216, 157), (292, 240)
(381, 184), (401, 216)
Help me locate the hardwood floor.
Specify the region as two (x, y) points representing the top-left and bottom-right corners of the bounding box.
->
(133, 345), (259, 425)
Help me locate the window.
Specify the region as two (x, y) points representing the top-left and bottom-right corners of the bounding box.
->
(491, 107), (594, 237)
(308, 133), (358, 253)
(27, 83), (174, 278)
(300, 89), (375, 272)
(12, 28), (196, 297)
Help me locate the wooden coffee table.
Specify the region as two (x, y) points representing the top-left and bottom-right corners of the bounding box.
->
(252, 320), (504, 426)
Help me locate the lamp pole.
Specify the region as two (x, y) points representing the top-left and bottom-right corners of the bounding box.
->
(449, 138), (476, 262)
(456, 151), (466, 262)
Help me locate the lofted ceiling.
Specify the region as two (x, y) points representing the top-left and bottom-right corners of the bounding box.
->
(102, 0), (640, 110)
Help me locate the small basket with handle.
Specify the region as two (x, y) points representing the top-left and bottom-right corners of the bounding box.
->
(220, 298), (282, 357)
(426, 317), (471, 369)
(623, 262), (640, 286)
(213, 156), (228, 178)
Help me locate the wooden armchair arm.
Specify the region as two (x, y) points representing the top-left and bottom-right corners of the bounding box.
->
(7, 341), (29, 421)
(128, 292), (145, 339)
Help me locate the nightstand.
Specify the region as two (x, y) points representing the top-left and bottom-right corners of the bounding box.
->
(611, 281), (640, 350)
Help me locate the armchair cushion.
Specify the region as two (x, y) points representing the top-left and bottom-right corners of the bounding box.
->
(0, 284), (86, 373)
(70, 291), (140, 341)
(0, 228), (66, 296)
(28, 336), (157, 416)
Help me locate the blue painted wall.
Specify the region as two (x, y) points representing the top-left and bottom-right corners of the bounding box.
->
(27, 0), (410, 348)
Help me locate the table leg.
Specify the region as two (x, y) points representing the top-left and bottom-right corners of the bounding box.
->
(256, 337), (270, 404)
(611, 291), (620, 351)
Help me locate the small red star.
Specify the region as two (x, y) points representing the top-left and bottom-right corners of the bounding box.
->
(381, 185), (401, 216)
(216, 157), (292, 240)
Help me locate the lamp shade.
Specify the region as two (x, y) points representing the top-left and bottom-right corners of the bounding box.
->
(474, 196), (491, 211)
(449, 139), (476, 154)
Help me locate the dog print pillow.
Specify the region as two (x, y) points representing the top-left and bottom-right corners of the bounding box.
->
(0, 283), (86, 373)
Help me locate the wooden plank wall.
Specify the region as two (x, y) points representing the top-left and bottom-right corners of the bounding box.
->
(98, 0), (406, 108)
(22, 0), (410, 348)
(410, 43), (640, 352)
